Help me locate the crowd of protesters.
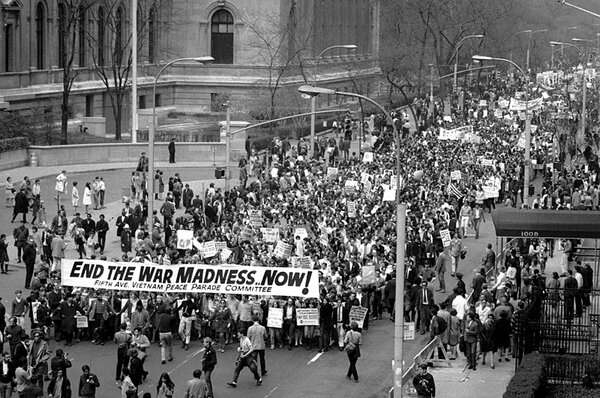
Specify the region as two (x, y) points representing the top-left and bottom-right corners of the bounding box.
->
(1, 68), (597, 395)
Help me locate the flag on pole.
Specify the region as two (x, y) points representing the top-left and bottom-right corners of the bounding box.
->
(449, 182), (464, 200)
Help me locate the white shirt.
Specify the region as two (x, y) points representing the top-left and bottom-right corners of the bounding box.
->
(452, 295), (469, 320)
(575, 272), (583, 289)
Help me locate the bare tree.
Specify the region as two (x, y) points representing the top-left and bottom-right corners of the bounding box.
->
(242, 2), (313, 120)
(57, 0), (94, 144)
(84, 0), (175, 140)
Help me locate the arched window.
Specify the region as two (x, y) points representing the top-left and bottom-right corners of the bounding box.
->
(210, 9), (234, 64)
(35, 2), (45, 69)
(148, 5), (157, 63)
(78, 6), (86, 66)
(57, 3), (67, 68)
(97, 6), (105, 66)
(115, 6), (124, 61)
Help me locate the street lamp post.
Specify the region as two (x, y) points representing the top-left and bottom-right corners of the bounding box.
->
(558, 0), (600, 19)
(309, 44), (357, 159)
(298, 84), (407, 398)
(452, 34), (484, 92)
(526, 29), (548, 71)
(473, 55), (532, 208)
(572, 38), (593, 147)
(549, 41), (580, 68)
(147, 56), (213, 233)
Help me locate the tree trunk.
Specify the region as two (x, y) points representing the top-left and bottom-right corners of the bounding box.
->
(60, 100), (69, 145)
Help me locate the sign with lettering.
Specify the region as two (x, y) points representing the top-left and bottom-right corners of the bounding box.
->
(296, 308), (319, 326)
(327, 167), (339, 179)
(440, 229), (451, 248)
(363, 152), (374, 163)
(177, 230), (193, 250)
(347, 201), (357, 218)
(291, 256), (311, 269)
(349, 306), (368, 328)
(61, 259), (319, 297)
(249, 210), (263, 228)
(267, 307), (283, 328)
(274, 241), (293, 259)
(260, 228), (279, 243)
(202, 241), (218, 258)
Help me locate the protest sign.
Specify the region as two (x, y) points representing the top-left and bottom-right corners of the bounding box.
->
(360, 172), (371, 185)
(404, 322), (416, 340)
(274, 241), (293, 259)
(62, 259), (320, 297)
(292, 256), (311, 269)
(294, 227), (308, 240)
(296, 308), (319, 326)
(479, 99), (488, 107)
(481, 158), (494, 167)
(438, 125), (473, 141)
(260, 228), (279, 243)
(363, 152), (374, 163)
(270, 168), (278, 178)
(494, 108), (503, 118)
(241, 227), (253, 241)
(203, 241), (218, 258)
(347, 201), (357, 218)
(383, 189), (396, 202)
(363, 180), (372, 193)
(450, 170), (462, 181)
(509, 97), (543, 111)
(349, 306), (368, 328)
(440, 229), (451, 248)
(216, 241), (227, 251)
(327, 167), (339, 179)
(220, 247), (233, 262)
(320, 233), (328, 247)
(267, 307), (283, 328)
(361, 266), (375, 285)
(345, 180), (359, 194)
(249, 210), (263, 228)
(76, 315), (88, 329)
(177, 230), (193, 250)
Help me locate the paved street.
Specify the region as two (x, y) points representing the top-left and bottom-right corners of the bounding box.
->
(0, 164), (497, 397)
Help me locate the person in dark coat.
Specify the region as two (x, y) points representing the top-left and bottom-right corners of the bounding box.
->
(319, 296), (334, 352)
(384, 273), (397, 321)
(11, 188), (29, 223)
(128, 349), (144, 387)
(23, 237), (37, 289)
(12, 221), (29, 263)
(0, 234), (9, 274)
(47, 369), (72, 398)
(168, 138), (176, 163)
(493, 310), (512, 362)
(182, 184), (194, 210)
(59, 295), (84, 346)
(120, 225), (132, 256)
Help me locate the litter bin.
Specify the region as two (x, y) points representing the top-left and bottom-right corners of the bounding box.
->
(29, 152), (38, 167)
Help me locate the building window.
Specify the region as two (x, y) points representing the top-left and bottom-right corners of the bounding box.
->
(4, 24), (14, 72)
(148, 5), (157, 63)
(139, 95), (146, 109)
(210, 9), (234, 64)
(115, 6), (124, 60)
(97, 7), (105, 66)
(35, 2), (45, 69)
(58, 3), (67, 68)
(154, 93), (161, 108)
(78, 6), (86, 67)
(85, 94), (93, 117)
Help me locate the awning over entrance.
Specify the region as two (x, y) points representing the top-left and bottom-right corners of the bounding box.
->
(491, 208), (600, 239)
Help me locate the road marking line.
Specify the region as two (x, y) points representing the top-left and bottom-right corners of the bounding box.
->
(307, 352), (323, 365)
(168, 348), (205, 375)
(264, 384), (280, 398)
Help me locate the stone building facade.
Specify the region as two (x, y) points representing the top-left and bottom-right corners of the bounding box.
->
(0, 0), (382, 137)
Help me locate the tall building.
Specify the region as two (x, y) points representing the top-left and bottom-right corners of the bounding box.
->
(0, 0), (381, 138)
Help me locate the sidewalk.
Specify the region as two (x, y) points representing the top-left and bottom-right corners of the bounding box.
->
(428, 361), (514, 398)
(0, 161), (225, 188)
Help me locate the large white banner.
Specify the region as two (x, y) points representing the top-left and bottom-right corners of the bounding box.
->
(509, 97), (543, 111)
(438, 125), (477, 142)
(61, 259), (320, 298)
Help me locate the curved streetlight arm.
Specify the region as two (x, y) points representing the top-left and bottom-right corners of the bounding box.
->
(313, 45), (357, 85)
(452, 34), (484, 91)
(558, 1), (600, 19)
(148, 56), (212, 233)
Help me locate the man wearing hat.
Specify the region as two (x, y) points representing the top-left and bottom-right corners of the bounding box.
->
(202, 337), (217, 398)
(29, 331), (49, 389)
(120, 224), (132, 256)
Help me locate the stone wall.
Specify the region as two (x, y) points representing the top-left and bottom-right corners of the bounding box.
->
(0, 149), (29, 171)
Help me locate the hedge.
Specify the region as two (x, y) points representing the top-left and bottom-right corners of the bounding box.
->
(0, 137), (29, 153)
(503, 352), (547, 398)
